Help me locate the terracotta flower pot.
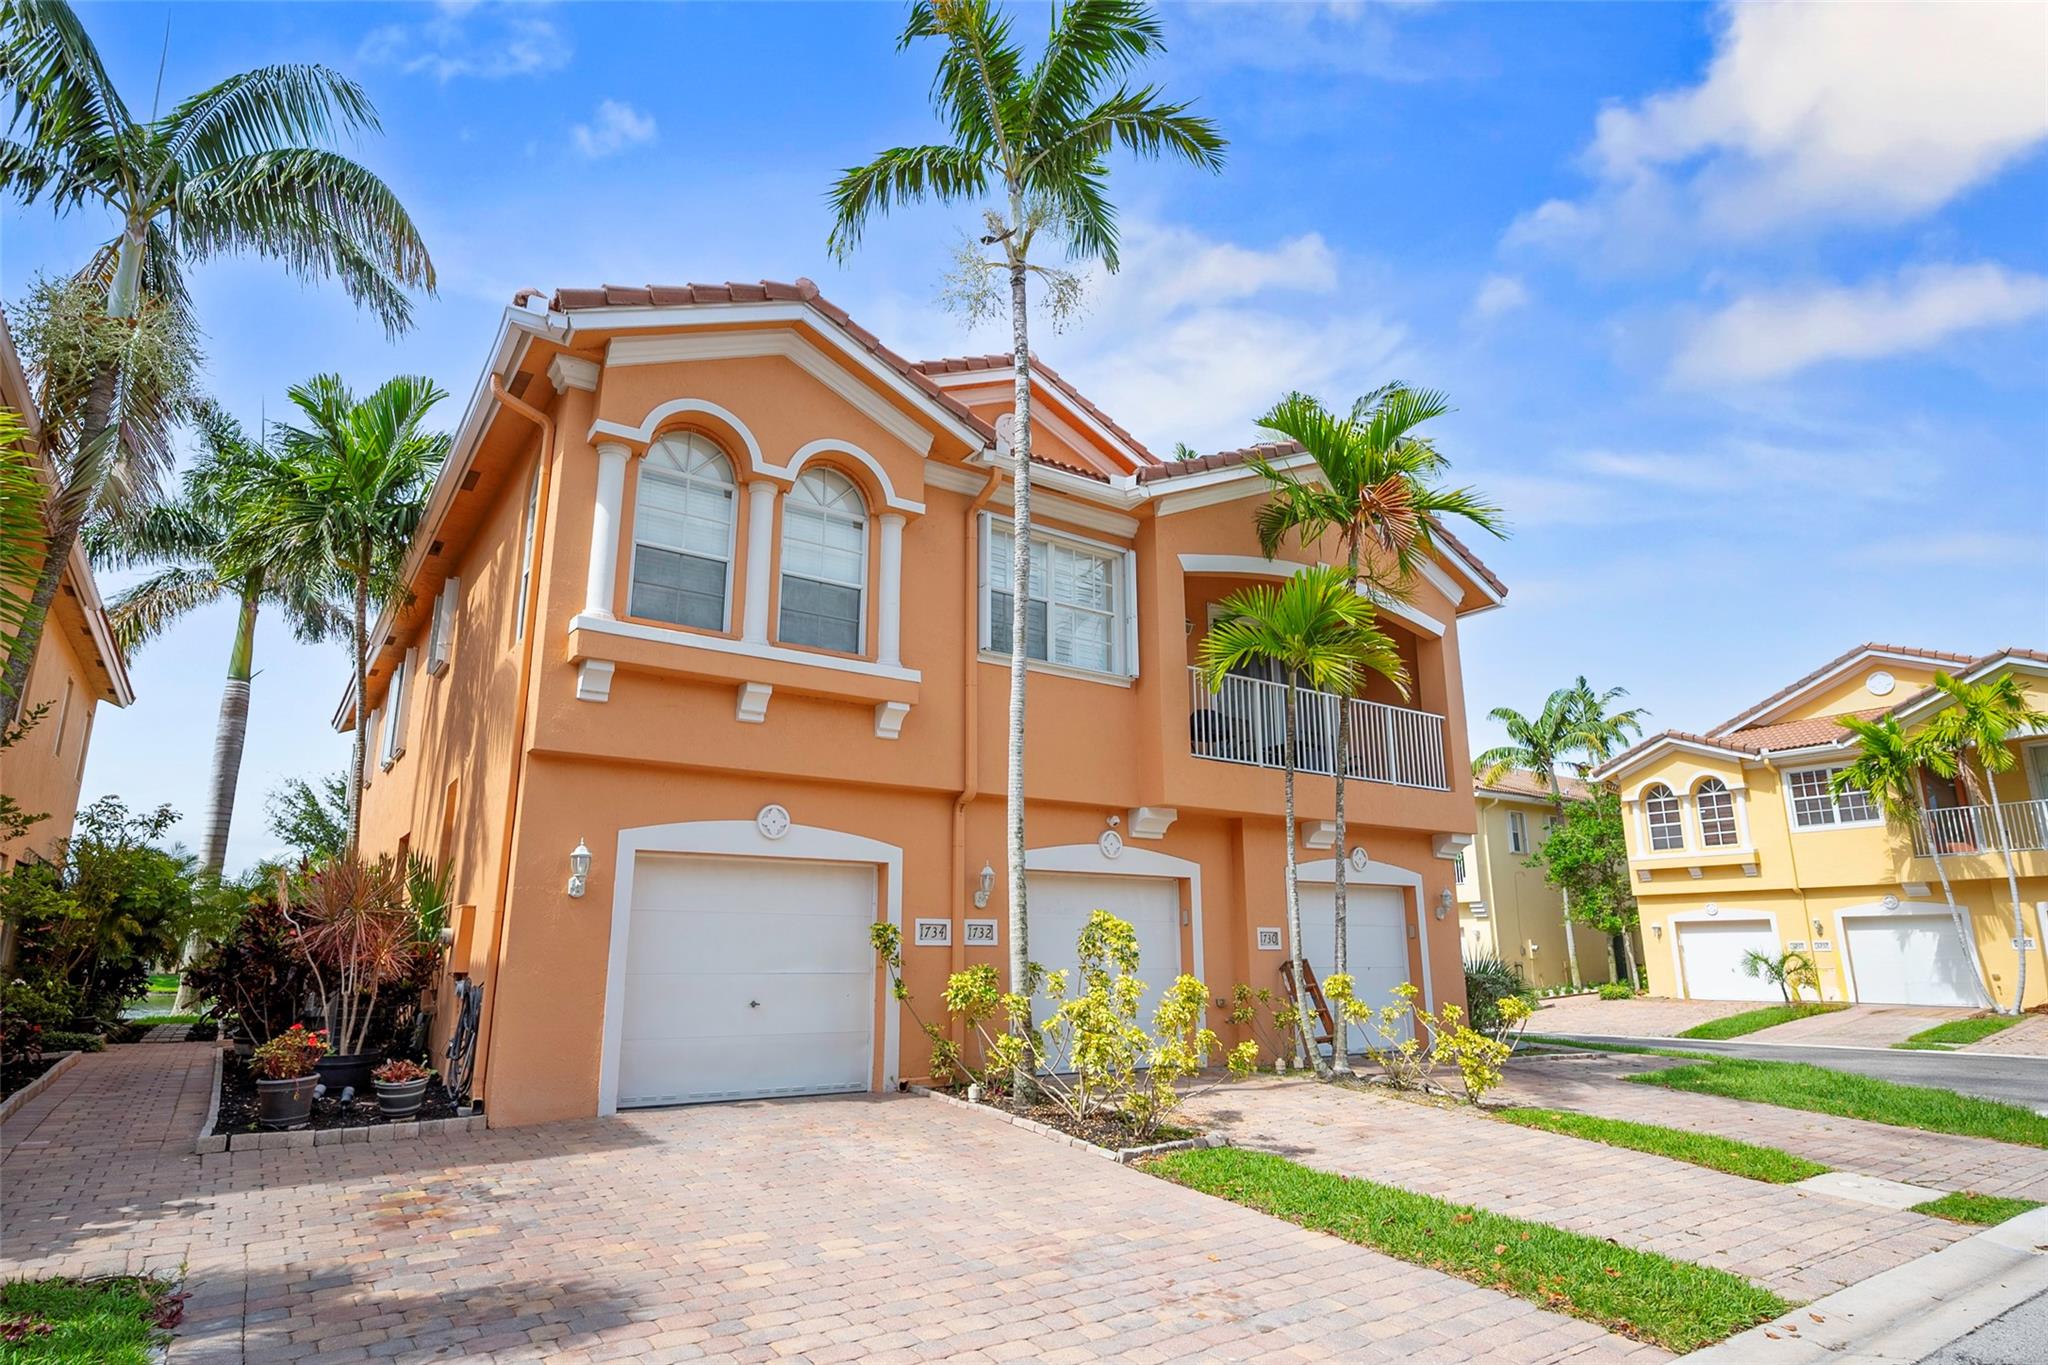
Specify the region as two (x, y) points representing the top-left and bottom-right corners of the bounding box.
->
(257, 1074), (318, 1130)
(373, 1076), (430, 1120)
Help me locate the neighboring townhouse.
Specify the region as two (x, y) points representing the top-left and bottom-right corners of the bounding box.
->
(0, 315), (134, 872)
(1457, 770), (1629, 989)
(347, 279), (1506, 1126)
(1591, 644), (2048, 1009)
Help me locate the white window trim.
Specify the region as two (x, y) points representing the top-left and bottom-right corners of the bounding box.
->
(427, 577), (460, 676)
(629, 437), (740, 635)
(777, 470), (870, 656)
(515, 466), (540, 642)
(1693, 777), (1743, 850)
(1639, 783), (1686, 852)
(978, 512), (1137, 681)
(381, 650), (414, 769)
(1783, 762), (1884, 831)
(1506, 810), (1528, 855)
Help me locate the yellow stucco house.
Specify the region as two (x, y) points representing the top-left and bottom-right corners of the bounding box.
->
(1457, 770), (1630, 990)
(1592, 644), (2048, 1009)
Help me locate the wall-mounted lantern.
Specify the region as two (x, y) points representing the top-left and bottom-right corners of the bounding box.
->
(567, 839), (592, 899)
(973, 862), (995, 909)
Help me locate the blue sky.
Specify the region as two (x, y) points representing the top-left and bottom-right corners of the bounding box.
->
(7, 2), (2045, 873)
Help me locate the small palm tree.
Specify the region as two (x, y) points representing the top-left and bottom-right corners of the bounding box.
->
(1197, 565), (1407, 1074)
(1250, 386), (1501, 1073)
(249, 374), (449, 853)
(828, 0), (1224, 1092)
(1833, 714), (1992, 1008)
(0, 0), (434, 726)
(1740, 948), (1819, 1004)
(1922, 673), (2048, 1013)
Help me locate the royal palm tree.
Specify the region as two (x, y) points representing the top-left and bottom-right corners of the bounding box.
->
(250, 374), (448, 854)
(1474, 678), (1645, 987)
(0, 405), (39, 657)
(828, 0), (1224, 1088)
(1922, 672), (2048, 1013)
(0, 0), (434, 725)
(1198, 565), (1407, 1074)
(1833, 714), (1992, 1008)
(1250, 385), (1501, 1071)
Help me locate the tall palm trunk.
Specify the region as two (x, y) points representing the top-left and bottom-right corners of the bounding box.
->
(1004, 242), (1036, 1100)
(1546, 778), (1583, 987)
(1330, 542), (1359, 1075)
(1919, 819), (1994, 1009)
(1984, 778), (2029, 1013)
(1281, 680), (1323, 1073)
(345, 556), (369, 856)
(1620, 932), (1639, 992)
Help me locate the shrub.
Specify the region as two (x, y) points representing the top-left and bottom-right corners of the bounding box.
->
(1463, 955), (1534, 1032)
(1598, 981), (1635, 1001)
(184, 888), (311, 1047)
(372, 1057), (432, 1084)
(37, 1029), (105, 1053)
(251, 1024), (327, 1080)
(1329, 979), (1513, 1104)
(280, 856), (420, 1057)
(1, 979), (73, 1074)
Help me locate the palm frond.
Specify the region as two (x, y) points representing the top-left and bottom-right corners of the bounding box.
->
(826, 144), (991, 259)
(1025, 0), (1162, 129)
(156, 62), (379, 173)
(105, 562), (224, 651)
(0, 1), (131, 169)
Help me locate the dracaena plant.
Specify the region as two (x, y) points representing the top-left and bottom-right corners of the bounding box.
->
(279, 855), (414, 1057)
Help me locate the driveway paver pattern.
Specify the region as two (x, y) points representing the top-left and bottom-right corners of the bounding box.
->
(1746, 1006), (1974, 1048)
(3, 1043), (1664, 1363)
(1962, 1014), (2048, 1057)
(1179, 1075), (1966, 1303)
(1530, 996), (1752, 1038)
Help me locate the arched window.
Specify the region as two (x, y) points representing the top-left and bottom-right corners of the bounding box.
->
(1643, 783), (1684, 851)
(629, 433), (736, 630)
(1695, 777), (1739, 847)
(779, 468), (868, 652)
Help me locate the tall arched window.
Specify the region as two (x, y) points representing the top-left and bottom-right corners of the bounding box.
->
(1643, 783), (1684, 851)
(629, 433), (735, 630)
(1695, 777), (1739, 847)
(779, 468), (868, 652)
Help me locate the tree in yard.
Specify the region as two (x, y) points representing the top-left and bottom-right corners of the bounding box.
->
(1740, 948), (1820, 1004)
(1920, 672), (2048, 1014)
(1197, 565), (1407, 1074)
(827, 0), (1224, 1093)
(247, 375), (448, 854)
(1833, 714), (1993, 1009)
(1474, 678), (1645, 987)
(0, 0), (434, 727)
(1250, 385), (1502, 1072)
(1526, 786), (1641, 990)
(267, 771), (350, 867)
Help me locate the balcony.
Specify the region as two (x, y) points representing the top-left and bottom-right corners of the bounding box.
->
(1914, 798), (2048, 858)
(1185, 666), (1449, 791)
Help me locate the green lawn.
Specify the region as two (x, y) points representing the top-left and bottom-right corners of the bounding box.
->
(1630, 1058), (2048, 1148)
(1893, 1016), (2019, 1051)
(1677, 1002), (1846, 1040)
(146, 972), (180, 992)
(1522, 1035), (1716, 1061)
(1497, 1107), (1829, 1184)
(1908, 1192), (2045, 1226)
(0, 1276), (180, 1363)
(1144, 1147), (1789, 1353)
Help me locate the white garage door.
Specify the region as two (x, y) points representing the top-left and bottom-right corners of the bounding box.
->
(616, 853), (877, 1107)
(1300, 885), (1414, 1048)
(1675, 919), (1780, 1001)
(1026, 872), (1182, 1068)
(1845, 912), (1979, 1006)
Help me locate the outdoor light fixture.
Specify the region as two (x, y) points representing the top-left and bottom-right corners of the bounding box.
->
(1813, 918), (1824, 936)
(1651, 924), (1663, 939)
(973, 863), (995, 909)
(567, 838), (592, 899)
(1435, 888), (1453, 920)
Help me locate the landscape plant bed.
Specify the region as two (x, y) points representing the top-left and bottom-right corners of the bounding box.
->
(1629, 1057), (2048, 1148)
(1144, 1146), (1789, 1353)
(1498, 1107), (1831, 1184)
(1678, 1002), (1847, 1040)
(910, 1085), (1220, 1161)
(213, 1052), (460, 1136)
(0, 1052), (65, 1104)
(0, 1274), (184, 1364)
(1907, 1192), (2044, 1226)
(1894, 1015), (2019, 1051)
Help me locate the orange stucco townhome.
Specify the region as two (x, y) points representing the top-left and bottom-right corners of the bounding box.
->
(349, 279), (1506, 1127)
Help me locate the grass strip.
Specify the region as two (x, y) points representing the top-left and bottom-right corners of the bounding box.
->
(1497, 1107), (1829, 1184)
(1908, 1191), (2045, 1226)
(1678, 1003), (1846, 1040)
(1892, 1016), (2019, 1052)
(122, 1014), (201, 1027)
(1144, 1146), (1789, 1353)
(1630, 1058), (2048, 1148)
(0, 1276), (180, 1364)
(1522, 1035), (1716, 1061)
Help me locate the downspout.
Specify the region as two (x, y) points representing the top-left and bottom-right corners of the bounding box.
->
(473, 374), (557, 1108)
(945, 468), (1004, 1075)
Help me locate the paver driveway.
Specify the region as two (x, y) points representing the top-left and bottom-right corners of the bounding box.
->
(2, 1044), (1661, 1363)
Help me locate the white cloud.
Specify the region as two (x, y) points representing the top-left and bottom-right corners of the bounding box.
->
(1469, 274), (1529, 321)
(1841, 532), (2040, 569)
(1509, 3), (2048, 253)
(359, 3), (568, 82)
(1671, 263), (2048, 386)
(572, 100), (658, 159)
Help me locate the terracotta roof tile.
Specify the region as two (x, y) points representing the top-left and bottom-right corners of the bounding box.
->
(912, 354), (1161, 465)
(1476, 769), (1590, 802)
(1708, 642), (1976, 735)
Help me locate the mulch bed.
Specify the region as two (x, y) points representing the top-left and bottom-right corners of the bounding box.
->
(0, 1054), (61, 1102)
(214, 1055), (461, 1135)
(987, 1097), (1196, 1149)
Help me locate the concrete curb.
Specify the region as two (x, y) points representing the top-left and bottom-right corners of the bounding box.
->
(195, 1044), (226, 1148)
(196, 1110), (488, 1155)
(1679, 1206), (2048, 1362)
(909, 1085), (1228, 1164)
(0, 1048), (83, 1125)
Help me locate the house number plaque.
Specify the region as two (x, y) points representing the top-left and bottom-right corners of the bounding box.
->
(913, 919), (952, 946)
(964, 919), (998, 946)
(1256, 927), (1283, 951)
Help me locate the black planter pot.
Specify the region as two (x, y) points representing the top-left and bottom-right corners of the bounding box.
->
(256, 1074), (318, 1129)
(314, 1052), (380, 1095)
(374, 1076), (430, 1120)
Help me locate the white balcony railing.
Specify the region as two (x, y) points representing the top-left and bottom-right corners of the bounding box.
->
(1186, 665), (1449, 791)
(1915, 798), (2048, 858)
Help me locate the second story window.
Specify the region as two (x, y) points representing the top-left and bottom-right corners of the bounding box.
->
(985, 518), (1125, 675)
(1506, 810), (1528, 854)
(1788, 764), (1879, 828)
(1643, 783), (1683, 850)
(630, 434), (735, 632)
(1695, 777), (1739, 847)
(778, 469), (867, 653)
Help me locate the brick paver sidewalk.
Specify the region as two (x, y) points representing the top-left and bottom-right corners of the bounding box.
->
(3, 1042), (1663, 1363)
(1179, 1075), (1966, 1303)
(1962, 1014), (2048, 1057)
(1500, 1053), (2048, 1201)
(1745, 1005), (1974, 1047)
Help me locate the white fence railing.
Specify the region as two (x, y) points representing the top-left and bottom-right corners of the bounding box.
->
(1186, 666), (1449, 791)
(1915, 798), (2048, 858)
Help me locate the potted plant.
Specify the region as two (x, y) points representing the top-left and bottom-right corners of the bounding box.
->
(252, 1024), (327, 1129)
(371, 1057), (433, 1119)
(282, 857), (414, 1093)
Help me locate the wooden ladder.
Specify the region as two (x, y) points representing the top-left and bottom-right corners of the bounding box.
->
(1277, 958), (1337, 1048)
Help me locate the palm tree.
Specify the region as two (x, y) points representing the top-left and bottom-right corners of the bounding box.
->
(828, 0), (1224, 1089)
(1198, 565), (1407, 1074)
(0, 0), (434, 726)
(0, 404), (40, 660)
(250, 374), (448, 853)
(1250, 385), (1501, 1072)
(1922, 672), (2048, 1013)
(1474, 678), (1645, 987)
(1833, 714), (1992, 1009)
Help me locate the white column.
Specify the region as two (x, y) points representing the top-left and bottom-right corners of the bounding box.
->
(585, 442), (630, 619)
(742, 478), (780, 642)
(877, 512), (906, 667)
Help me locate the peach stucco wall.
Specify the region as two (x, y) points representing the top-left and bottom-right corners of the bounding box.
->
(0, 619), (100, 865)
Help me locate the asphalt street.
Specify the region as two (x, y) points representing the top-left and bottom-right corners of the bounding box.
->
(1544, 1033), (2048, 1109)
(1918, 1287), (2048, 1364)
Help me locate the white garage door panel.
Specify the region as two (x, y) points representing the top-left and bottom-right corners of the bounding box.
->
(1846, 914), (1978, 1006)
(1676, 920), (1779, 1001)
(1026, 873), (1182, 1069)
(618, 853), (876, 1107)
(1299, 887), (1413, 1049)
